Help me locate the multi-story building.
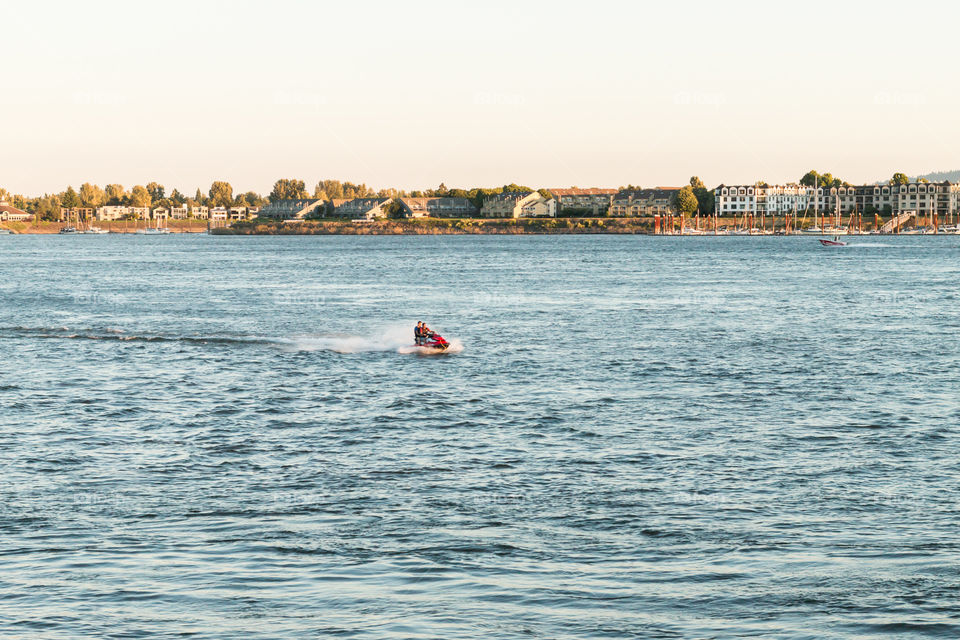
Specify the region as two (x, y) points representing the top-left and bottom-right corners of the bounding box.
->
(59, 207), (95, 222)
(170, 205), (189, 219)
(399, 197), (479, 218)
(96, 205), (130, 221)
(331, 198), (392, 220)
(480, 191), (552, 218)
(519, 197), (556, 218)
(210, 207), (228, 221)
(549, 188), (617, 215)
(191, 205), (209, 219)
(258, 199), (324, 220)
(715, 182), (960, 218)
(152, 207), (169, 220)
(608, 188), (679, 216)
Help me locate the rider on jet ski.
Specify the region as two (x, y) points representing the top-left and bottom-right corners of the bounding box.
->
(415, 321), (435, 346)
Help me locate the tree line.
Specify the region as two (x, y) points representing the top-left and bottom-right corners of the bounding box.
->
(1, 171), (926, 221)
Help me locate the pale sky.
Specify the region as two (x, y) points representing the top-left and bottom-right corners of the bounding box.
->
(3, 0), (959, 196)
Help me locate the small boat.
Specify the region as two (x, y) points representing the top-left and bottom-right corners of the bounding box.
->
(0, 229), (13, 235)
(819, 237), (848, 247)
(137, 227), (172, 235)
(59, 226), (79, 234)
(82, 227), (109, 234)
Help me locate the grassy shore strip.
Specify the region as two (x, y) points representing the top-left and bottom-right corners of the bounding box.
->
(0, 220), (209, 234)
(214, 218), (655, 235)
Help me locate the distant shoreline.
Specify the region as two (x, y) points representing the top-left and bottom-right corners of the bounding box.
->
(2, 217), (950, 236)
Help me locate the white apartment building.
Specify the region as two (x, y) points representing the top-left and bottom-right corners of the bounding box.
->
(170, 205), (189, 219)
(481, 192), (554, 218)
(716, 182), (960, 218)
(191, 205), (209, 219)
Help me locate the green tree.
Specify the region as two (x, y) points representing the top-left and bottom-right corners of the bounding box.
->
(146, 182), (165, 203)
(169, 189), (187, 205)
(889, 172), (910, 185)
(672, 185), (699, 216)
(238, 191), (265, 207)
(208, 181), (234, 208)
(269, 178), (307, 202)
(79, 183), (106, 208)
(105, 184), (126, 205)
(129, 185), (151, 208)
(193, 188), (207, 206)
(35, 194), (62, 221)
(61, 186), (80, 208)
(690, 176), (714, 214)
(317, 180), (344, 200)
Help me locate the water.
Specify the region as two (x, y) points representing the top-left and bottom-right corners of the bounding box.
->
(2, 234), (960, 639)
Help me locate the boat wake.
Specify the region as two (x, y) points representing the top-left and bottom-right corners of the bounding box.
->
(2, 325), (463, 355)
(285, 326), (463, 355)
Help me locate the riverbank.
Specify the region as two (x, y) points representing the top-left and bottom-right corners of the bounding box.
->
(0, 220), (210, 234)
(215, 218), (654, 235)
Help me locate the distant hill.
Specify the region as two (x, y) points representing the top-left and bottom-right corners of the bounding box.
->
(914, 169), (960, 182)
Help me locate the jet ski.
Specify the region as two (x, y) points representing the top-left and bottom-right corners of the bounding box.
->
(418, 333), (450, 352)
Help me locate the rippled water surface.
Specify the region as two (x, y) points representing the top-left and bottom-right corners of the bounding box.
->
(3, 234), (960, 639)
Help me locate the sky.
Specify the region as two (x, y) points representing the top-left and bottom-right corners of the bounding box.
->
(3, 0), (959, 196)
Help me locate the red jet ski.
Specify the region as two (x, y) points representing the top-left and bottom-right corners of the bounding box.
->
(419, 333), (450, 351)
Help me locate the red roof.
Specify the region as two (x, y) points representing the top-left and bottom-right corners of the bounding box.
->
(549, 188), (618, 196)
(0, 205), (31, 217)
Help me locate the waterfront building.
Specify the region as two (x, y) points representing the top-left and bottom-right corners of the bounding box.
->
(130, 207), (150, 220)
(59, 207), (95, 222)
(549, 188), (617, 215)
(170, 205), (189, 219)
(331, 197), (392, 220)
(258, 199), (324, 220)
(229, 207), (248, 221)
(210, 207), (228, 221)
(715, 182), (960, 218)
(152, 207), (170, 221)
(399, 197), (479, 218)
(520, 197), (556, 218)
(96, 205), (129, 221)
(0, 204), (32, 222)
(480, 191), (550, 218)
(190, 205), (209, 219)
(608, 188), (679, 216)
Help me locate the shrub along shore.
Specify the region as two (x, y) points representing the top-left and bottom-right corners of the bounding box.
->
(214, 218), (655, 235)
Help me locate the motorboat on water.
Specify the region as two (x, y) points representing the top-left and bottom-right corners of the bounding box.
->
(137, 227), (172, 235)
(819, 237), (848, 247)
(59, 226), (79, 234)
(82, 227), (109, 234)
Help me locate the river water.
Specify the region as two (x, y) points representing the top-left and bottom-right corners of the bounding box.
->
(2, 234), (959, 638)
